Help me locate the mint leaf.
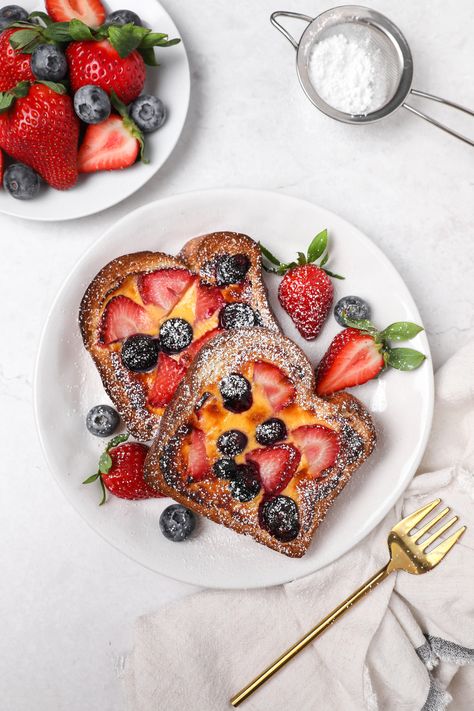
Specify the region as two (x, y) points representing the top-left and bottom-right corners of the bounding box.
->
(108, 23), (149, 58)
(68, 19), (94, 41)
(307, 229), (327, 263)
(381, 322), (423, 342)
(387, 347), (426, 371)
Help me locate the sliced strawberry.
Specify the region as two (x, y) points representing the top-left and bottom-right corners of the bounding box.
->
(316, 328), (384, 396)
(147, 353), (186, 408)
(179, 327), (222, 368)
(45, 0), (106, 27)
(138, 269), (194, 310)
(246, 444), (300, 495)
(253, 361), (295, 411)
(100, 296), (153, 345)
(78, 116), (139, 173)
(187, 427), (210, 481)
(195, 285), (224, 322)
(292, 425), (340, 478)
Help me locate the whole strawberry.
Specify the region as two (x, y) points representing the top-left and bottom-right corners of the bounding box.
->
(316, 319), (426, 396)
(83, 434), (163, 504)
(261, 230), (343, 340)
(0, 28), (34, 92)
(67, 39), (146, 105)
(0, 81), (79, 190)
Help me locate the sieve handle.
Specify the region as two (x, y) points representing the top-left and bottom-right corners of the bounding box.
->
(270, 11), (313, 49)
(403, 90), (474, 147)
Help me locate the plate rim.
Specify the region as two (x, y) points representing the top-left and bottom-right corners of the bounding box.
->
(0, 0), (190, 223)
(33, 187), (435, 588)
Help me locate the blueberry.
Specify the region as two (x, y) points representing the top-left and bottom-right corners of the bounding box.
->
(261, 495), (300, 542)
(31, 44), (67, 81)
(121, 334), (160, 372)
(105, 9), (142, 26)
(219, 373), (252, 413)
(255, 418), (287, 446)
(219, 302), (257, 330)
(159, 504), (196, 542)
(215, 253), (250, 286)
(217, 429), (248, 456)
(74, 85), (111, 125)
(159, 318), (193, 354)
(86, 404), (120, 437)
(0, 5), (28, 29)
(129, 95), (166, 133)
(229, 463), (261, 502)
(213, 457), (239, 479)
(334, 296), (371, 327)
(3, 163), (40, 200)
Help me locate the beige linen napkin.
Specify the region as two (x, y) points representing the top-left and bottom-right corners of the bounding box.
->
(124, 341), (474, 711)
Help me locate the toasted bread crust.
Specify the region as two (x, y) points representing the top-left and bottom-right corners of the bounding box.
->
(79, 234), (279, 441)
(179, 232), (278, 332)
(144, 329), (376, 558)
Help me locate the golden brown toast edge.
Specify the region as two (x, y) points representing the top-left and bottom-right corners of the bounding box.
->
(144, 328), (376, 558)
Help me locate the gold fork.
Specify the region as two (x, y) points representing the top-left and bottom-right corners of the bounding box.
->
(231, 498), (466, 707)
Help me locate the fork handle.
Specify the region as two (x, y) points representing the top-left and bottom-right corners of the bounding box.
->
(230, 565), (391, 707)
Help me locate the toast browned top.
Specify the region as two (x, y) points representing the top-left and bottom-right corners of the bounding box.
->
(79, 233), (279, 441)
(144, 329), (376, 557)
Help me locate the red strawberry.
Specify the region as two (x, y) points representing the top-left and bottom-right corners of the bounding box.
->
(261, 230), (343, 340)
(246, 444), (300, 495)
(187, 427), (210, 481)
(100, 295), (153, 345)
(179, 327), (222, 368)
(195, 285), (225, 322)
(292, 425), (340, 477)
(279, 265), (334, 340)
(315, 320), (426, 395)
(253, 361), (295, 411)
(148, 353), (186, 408)
(138, 269), (195, 310)
(78, 115), (142, 173)
(315, 328), (384, 395)
(83, 434), (162, 504)
(0, 82), (79, 189)
(45, 0), (106, 28)
(0, 29), (34, 92)
(66, 40), (145, 104)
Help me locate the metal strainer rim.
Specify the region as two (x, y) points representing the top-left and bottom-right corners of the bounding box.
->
(296, 5), (414, 124)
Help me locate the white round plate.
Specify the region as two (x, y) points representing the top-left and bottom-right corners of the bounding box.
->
(0, 0), (189, 221)
(34, 189), (434, 588)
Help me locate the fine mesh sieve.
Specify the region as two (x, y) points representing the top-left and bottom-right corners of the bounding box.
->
(271, 7), (474, 145)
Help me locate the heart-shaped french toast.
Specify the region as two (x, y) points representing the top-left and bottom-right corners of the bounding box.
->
(144, 329), (376, 557)
(79, 233), (279, 441)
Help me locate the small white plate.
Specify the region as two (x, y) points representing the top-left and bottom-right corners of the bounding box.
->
(34, 189), (434, 588)
(0, 0), (189, 221)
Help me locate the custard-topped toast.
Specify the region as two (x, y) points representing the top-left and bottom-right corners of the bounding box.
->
(144, 329), (376, 557)
(79, 233), (279, 441)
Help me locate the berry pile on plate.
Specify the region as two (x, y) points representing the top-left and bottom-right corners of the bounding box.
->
(0, 2), (179, 199)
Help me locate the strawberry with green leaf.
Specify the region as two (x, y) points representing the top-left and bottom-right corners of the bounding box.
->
(260, 230), (344, 340)
(315, 318), (426, 396)
(83, 433), (163, 505)
(0, 80), (79, 189)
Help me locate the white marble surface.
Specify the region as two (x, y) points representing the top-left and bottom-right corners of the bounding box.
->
(0, 1), (473, 709)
